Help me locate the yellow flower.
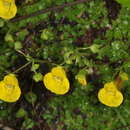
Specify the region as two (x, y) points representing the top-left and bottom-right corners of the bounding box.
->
(0, 0), (17, 20)
(76, 75), (87, 86)
(43, 66), (70, 95)
(0, 74), (21, 102)
(98, 82), (123, 107)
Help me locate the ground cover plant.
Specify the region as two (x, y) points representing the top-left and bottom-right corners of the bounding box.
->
(0, 0), (130, 129)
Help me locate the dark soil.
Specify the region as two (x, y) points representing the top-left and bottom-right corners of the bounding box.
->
(76, 27), (108, 46)
(104, 0), (121, 23)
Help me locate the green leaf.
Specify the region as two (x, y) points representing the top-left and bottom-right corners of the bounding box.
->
(33, 73), (43, 82)
(0, 19), (4, 27)
(22, 118), (35, 129)
(116, 0), (130, 8)
(16, 108), (27, 118)
(90, 44), (101, 53)
(14, 41), (23, 50)
(0, 110), (8, 118)
(5, 33), (14, 43)
(41, 29), (54, 40)
(31, 64), (40, 72)
(25, 92), (37, 104)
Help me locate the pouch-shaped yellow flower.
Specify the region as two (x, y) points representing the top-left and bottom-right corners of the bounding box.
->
(0, 0), (17, 20)
(98, 82), (123, 107)
(76, 75), (87, 86)
(43, 66), (70, 95)
(0, 74), (21, 102)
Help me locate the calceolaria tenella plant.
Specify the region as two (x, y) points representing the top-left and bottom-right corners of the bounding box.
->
(0, 0), (130, 129)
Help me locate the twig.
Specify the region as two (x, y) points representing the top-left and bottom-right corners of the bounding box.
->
(11, 0), (89, 22)
(115, 124), (130, 130)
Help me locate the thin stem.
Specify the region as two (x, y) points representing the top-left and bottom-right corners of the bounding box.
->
(17, 50), (27, 57)
(34, 59), (58, 66)
(116, 124), (130, 130)
(12, 62), (31, 74)
(11, 0), (89, 22)
(17, 50), (63, 67)
(77, 47), (90, 50)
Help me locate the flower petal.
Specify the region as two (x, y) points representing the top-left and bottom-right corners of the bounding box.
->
(0, 74), (21, 102)
(98, 82), (123, 107)
(43, 68), (70, 95)
(0, 0), (17, 20)
(51, 66), (66, 78)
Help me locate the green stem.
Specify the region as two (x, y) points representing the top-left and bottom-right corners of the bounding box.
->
(17, 50), (26, 57)
(77, 47), (90, 50)
(12, 62), (31, 74)
(17, 50), (63, 67)
(34, 59), (58, 66)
